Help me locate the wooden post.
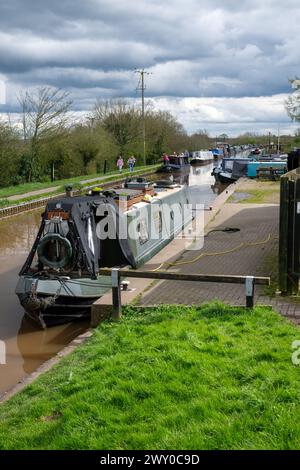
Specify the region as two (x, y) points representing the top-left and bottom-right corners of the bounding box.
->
(51, 162), (55, 182)
(111, 268), (121, 320)
(99, 268), (270, 286)
(103, 159), (108, 174)
(245, 276), (254, 308)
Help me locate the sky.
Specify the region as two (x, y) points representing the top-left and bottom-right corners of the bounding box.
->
(0, 0), (300, 136)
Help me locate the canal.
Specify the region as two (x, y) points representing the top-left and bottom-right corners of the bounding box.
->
(0, 161), (225, 397)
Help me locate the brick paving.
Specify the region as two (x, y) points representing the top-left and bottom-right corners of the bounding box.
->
(140, 202), (300, 321)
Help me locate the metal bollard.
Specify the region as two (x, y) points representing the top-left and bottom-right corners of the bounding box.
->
(245, 276), (254, 308)
(111, 268), (122, 319)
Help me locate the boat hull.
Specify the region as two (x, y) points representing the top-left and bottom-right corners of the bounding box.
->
(211, 167), (237, 183)
(20, 297), (94, 327)
(169, 164), (190, 170)
(190, 158), (213, 166)
(218, 172), (238, 184)
(16, 275), (112, 328)
(157, 164), (173, 173)
(157, 164), (190, 172)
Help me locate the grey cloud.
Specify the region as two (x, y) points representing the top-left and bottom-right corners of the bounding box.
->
(0, 0), (299, 132)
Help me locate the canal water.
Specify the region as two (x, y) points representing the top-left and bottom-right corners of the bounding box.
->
(0, 161), (224, 396)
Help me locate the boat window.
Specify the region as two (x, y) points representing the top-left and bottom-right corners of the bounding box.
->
(137, 219), (148, 244)
(154, 211), (162, 233)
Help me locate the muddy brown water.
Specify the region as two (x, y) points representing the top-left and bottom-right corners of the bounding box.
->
(0, 211), (89, 396)
(0, 162), (225, 396)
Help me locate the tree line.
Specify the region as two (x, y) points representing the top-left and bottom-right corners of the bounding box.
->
(1, 80), (300, 188)
(0, 87), (213, 188)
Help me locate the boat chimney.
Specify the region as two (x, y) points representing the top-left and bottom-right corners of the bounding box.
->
(65, 184), (73, 197)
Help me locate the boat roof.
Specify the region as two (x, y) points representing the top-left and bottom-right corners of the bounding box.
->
(46, 188), (152, 211)
(46, 195), (106, 212)
(125, 185), (184, 213)
(45, 182), (185, 216)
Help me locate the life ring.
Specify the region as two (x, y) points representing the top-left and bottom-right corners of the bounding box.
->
(37, 233), (73, 269)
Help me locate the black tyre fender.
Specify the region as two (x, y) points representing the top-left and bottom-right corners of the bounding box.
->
(37, 233), (73, 269)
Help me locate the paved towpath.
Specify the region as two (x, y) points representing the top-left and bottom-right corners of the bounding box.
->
(140, 199), (300, 321)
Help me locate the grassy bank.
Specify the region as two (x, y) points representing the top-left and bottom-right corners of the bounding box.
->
(230, 180), (280, 204)
(0, 303), (300, 450)
(0, 164), (160, 200)
(0, 164), (160, 209)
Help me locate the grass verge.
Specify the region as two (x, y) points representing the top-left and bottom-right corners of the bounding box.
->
(230, 181), (280, 204)
(0, 303), (300, 450)
(0, 165), (160, 209)
(0, 164), (160, 199)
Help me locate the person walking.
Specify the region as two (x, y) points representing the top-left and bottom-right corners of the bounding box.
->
(162, 153), (169, 165)
(117, 156), (124, 173)
(127, 155), (136, 173)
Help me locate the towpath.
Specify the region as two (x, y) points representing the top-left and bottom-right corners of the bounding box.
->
(7, 186), (62, 201)
(6, 166), (157, 202)
(139, 180), (300, 321)
(6, 174), (117, 201)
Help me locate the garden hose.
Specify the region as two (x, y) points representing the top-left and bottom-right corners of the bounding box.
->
(153, 232), (277, 272)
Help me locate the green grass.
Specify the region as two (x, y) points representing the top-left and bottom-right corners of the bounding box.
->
(0, 165), (160, 208)
(1, 303), (300, 449)
(236, 189), (279, 204)
(0, 199), (10, 208)
(0, 164), (160, 199)
(231, 182), (280, 205)
(0, 190), (66, 208)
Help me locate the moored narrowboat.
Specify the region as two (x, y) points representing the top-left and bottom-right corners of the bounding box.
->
(16, 182), (193, 327)
(190, 150), (214, 165)
(212, 158), (249, 183)
(168, 154), (190, 169)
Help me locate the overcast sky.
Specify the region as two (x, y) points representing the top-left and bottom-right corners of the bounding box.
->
(0, 0), (300, 136)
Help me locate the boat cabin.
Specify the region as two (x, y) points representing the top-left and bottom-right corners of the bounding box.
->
(168, 155), (190, 169)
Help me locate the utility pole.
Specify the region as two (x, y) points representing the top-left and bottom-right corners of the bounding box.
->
(135, 69), (151, 165)
(277, 123), (280, 154)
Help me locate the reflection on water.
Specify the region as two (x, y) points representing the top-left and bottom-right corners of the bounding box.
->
(17, 317), (89, 374)
(0, 162), (226, 396)
(0, 211), (41, 340)
(159, 162), (227, 208)
(0, 211), (88, 396)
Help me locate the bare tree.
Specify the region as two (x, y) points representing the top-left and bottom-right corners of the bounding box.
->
(92, 98), (140, 155)
(285, 78), (300, 122)
(18, 87), (72, 181)
(189, 129), (212, 151)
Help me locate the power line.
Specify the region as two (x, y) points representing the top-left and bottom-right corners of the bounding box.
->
(135, 69), (151, 165)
